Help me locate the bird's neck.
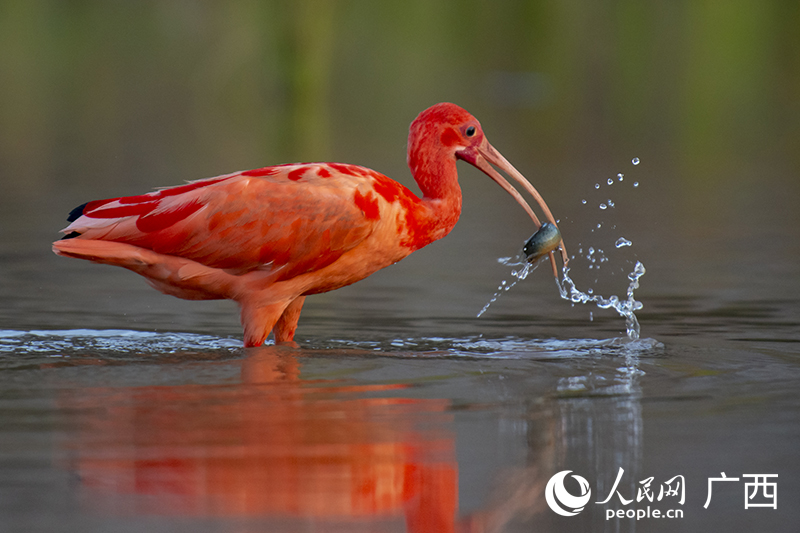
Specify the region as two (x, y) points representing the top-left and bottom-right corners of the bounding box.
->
(405, 154), (462, 251)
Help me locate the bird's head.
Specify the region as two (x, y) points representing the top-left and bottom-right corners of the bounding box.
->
(408, 102), (567, 268)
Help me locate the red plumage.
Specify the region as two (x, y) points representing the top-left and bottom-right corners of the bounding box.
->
(54, 103), (565, 347)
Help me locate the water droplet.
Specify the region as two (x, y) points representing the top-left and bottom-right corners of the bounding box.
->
(617, 173), (624, 181)
(615, 237), (632, 248)
(607, 199), (615, 207)
(588, 247), (595, 255)
(599, 203), (607, 210)
(607, 178), (614, 185)
(597, 223), (602, 229)
(632, 157), (640, 165)
(581, 199), (587, 205)
(595, 183), (600, 189)
(501, 280), (507, 286)
(633, 182), (639, 187)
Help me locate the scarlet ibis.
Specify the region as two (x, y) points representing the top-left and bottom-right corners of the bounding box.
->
(53, 103), (566, 347)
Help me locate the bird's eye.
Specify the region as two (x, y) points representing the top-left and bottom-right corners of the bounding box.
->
(465, 126), (476, 137)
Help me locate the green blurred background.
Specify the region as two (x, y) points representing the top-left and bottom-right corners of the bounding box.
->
(3, 1), (797, 191)
(1, 0), (798, 329)
(1, 5), (798, 530)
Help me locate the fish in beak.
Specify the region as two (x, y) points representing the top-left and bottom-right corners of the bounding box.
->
(459, 137), (568, 277)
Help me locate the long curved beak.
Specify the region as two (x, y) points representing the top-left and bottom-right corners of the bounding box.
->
(459, 138), (568, 276)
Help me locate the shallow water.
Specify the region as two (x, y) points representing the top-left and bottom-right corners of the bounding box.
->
(3, 2), (800, 530)
(3, 152), (800, 532)
(1, 142), (798, 533)
(2, 216), (800, 533)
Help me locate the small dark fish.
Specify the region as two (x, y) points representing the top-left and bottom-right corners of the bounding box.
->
(523, 222), (561, 263)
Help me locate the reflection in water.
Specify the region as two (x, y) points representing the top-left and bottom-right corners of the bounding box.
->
(45, 337), (649, 531)
(557, 353), (643, 498)
(546, 351), (644, 531)
(469, 350), (644, 532)
(56, 346), (457, 531)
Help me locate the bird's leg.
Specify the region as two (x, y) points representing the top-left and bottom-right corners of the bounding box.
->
(239, 300), (288, 348)
(239, 296), (306, 347)
(273, 296), (306, 344)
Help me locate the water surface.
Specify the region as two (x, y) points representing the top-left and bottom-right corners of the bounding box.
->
(1, 234), (799, 532)
(1, 3), (799, 529)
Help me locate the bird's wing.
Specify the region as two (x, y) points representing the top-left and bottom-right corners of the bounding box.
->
(62, 163), (419, 280)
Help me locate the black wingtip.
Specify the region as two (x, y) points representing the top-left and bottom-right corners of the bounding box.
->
(67, 202), (89, 222)
(60, 231), (82, 240)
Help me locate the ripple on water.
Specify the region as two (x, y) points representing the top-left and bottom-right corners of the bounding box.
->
(319, 335), (663, 360)
(0, 328), (664, 365)
(0, 329), (242, 357)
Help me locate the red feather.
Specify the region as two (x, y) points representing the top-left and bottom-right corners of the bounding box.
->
(58, 164), (429, 277)
(53, 103), (564, 348)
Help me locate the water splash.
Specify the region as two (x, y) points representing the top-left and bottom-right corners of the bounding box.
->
(557, 160), (645, 339)
(478, 249), (646, 338)
(557, 261), (646, 340)
(477, 252), (648, 341)
(480, 157), (646, 338)
(477, 255), (540, 317)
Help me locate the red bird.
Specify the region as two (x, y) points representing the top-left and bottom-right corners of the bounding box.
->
(54, 103), (566, 347)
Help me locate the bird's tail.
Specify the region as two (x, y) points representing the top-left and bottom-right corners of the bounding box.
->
(52, 239), (234, 301)
(53, 238), (154, 267)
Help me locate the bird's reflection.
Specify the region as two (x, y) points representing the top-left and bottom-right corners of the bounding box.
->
(52, 345), (644, 532)
(57, 346), (457, 531)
